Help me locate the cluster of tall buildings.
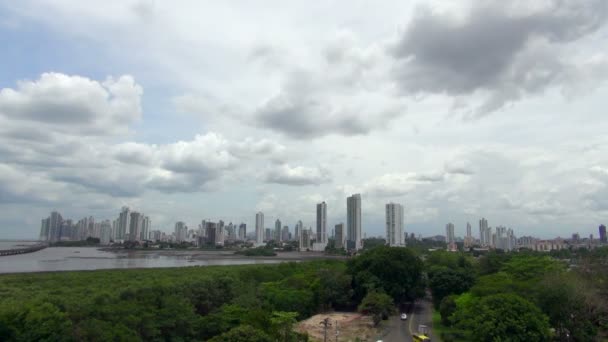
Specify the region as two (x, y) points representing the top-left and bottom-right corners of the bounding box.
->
(446, 218), (517, 251)
(40, 211), (117, 245)
(252, 194), (405, 252)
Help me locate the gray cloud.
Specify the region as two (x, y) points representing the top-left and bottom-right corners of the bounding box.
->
(390, 0), (608, 116)
(0, 73), (142, 134)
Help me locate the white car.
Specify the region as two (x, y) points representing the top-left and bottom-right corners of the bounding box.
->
(400, 313), (407, 320)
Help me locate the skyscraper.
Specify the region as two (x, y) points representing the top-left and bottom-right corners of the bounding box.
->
(479, 218), (489, 247)
(238, 223), (246, 240)
(255, 212), (264, 245)
(295, 220), (303, 241)
(446, 223), (455, 244)
(385, 203), (404, 246)
(274, 219), (282, 242)
(464, 222), (473, 248)
(174, 221), (187, 242)
(48, 211), (63, 242)
(129, 212), (143, 241)
(316, 202), (327, 244)
(117, 207), (130, 241)
(141, 216), (150, 241)
(600, 224), (607, 243)
(347, 193), (362, 251)
(282, 226), (290, 242)
(335, 223), (345, 249)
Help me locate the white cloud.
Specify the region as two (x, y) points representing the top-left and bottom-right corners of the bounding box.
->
(264, 164), (331, 186)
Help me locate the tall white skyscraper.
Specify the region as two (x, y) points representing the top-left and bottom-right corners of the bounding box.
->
(316, 201), (327, 244)
(385, 203), (404, 246)
(347, 193), (362, 251)
(255, 212), (264, 245)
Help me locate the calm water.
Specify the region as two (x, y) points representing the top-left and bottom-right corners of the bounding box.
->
(0, 247), (286, 274)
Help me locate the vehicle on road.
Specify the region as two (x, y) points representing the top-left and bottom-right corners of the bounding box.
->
(412, 333), (431, 341)
(400, 313), (407, 320)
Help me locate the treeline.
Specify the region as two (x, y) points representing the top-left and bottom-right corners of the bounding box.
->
(0, 246), (423, 341)
(427, 248), (608, 341)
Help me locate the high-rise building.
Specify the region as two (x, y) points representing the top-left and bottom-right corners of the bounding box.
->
(204, 222), (217, 245)
(216, 221), (225, 246)
(347, 193), (362, 251)
(464, 222), (473, 248)
(600, 224), (607, 243)
(479, 218), (490, 247)
(282, 226), (290, 242)
(265, 228), (272, 242)
(385, 203), (404, 246)
(40, 217), (50, 241)
(255, 212), (264, 245)
(47, 211), (63, 243)
(446, 223), (455, 244)
(238, 223), (246, 241)
(316, 202), (327, 244)
(295, 220), (303, 241)
(100, 220), (112, 245)
(174, 221), (188, 242)
(335, 223), (345, 249)
(300, 228), (311, 251)
(274, 219), (282, 242)
(117, 207), (130, 241)
(129, 212), (143, 241)
(140, 216), (150, 241)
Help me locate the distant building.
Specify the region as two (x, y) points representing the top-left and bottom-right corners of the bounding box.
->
(347, 194), (362, 251)
(334, 223), (345, 249)
(386, 203), (404, 247)
(479, 218), (490, 247)
(204, 222), (217, 245)
(255, 212), (264, 245)
(238, 223), (246, 240)
(274, 219), (282, 242)
(316, 202), (327, 245)
(300, 229), (311, 251)
(446, 222), (456, 251)
(265, 228), (272, 242)
(295, 220), (303, 241)
(100, 220), (112, 245)
(281, 226), (290, 242)
(117, 207), (130, 241)
(464, 222), (473, 248)
(535, 238), (565, 252)
(600, 224), (607, 243)
(174, 221), (188, 242)
(129, 212), (143, 242)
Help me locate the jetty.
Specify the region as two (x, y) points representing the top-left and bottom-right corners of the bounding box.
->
(0, 244), (47, 256)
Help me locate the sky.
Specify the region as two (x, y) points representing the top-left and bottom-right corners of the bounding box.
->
(1, 0), (608, 240)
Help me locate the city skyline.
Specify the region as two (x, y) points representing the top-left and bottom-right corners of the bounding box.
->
(2, 2), (608, 240)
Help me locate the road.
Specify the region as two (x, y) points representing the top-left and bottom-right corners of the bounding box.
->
(382, 298), (437, 342)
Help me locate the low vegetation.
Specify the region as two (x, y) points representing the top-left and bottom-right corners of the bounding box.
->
(0, 246), (421, 341)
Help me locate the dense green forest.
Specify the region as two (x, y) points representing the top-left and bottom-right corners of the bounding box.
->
(428, 248), (608, 341)
(0, 246), (421, 341)
(1, 246), (607, 341)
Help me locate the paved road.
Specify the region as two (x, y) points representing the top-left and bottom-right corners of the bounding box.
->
(382, 298), (437, 342)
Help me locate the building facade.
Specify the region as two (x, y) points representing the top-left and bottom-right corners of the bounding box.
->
(255, 212), (264, 245)
(347, 193), (362, 251)
(385, 202), (404, 246)
(316, 202), (327, 244)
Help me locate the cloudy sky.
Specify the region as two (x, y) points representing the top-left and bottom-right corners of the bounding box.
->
(1, 0), (608, 239)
